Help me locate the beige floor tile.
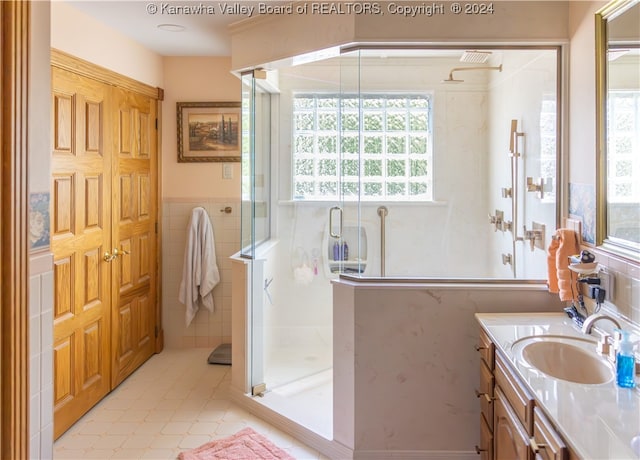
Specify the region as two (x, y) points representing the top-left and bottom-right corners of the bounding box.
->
(150, 434), (183, 449)
(110, 448), (146, 459)
(92, 435), (127, 449)
(81, 449), (117, 458)
(54, 348), (323, 460)
(139, 448), (177, 459)
(76, 421), (114, 436)
(178, 434), (212, 449)
(186, 421), (219, 435)
(160, 421), (193, 435)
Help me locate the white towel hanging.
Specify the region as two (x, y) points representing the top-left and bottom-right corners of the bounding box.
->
(178, 207), (220, 327)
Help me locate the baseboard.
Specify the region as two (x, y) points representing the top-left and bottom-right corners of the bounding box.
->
(354, 450), (478, 460)
(229, 386), (354, 459)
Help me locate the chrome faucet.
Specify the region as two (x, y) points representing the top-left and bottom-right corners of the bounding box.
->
(581, 314), (621, 335)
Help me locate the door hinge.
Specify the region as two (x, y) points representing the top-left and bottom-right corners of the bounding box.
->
(155, 118), (158, 130)
(251, 383), (267, 397)
(155, 222), (158, 234)
(155, 325), (158, 338)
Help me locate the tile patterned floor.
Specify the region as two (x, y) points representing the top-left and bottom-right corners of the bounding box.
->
(54, 348), (325, 459)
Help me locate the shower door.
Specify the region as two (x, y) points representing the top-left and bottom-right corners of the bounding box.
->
(241, 70), (272, 394)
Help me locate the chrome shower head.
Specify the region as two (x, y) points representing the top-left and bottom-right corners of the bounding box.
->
(442, 76), (464, 83)
(460, 50), (492, 64)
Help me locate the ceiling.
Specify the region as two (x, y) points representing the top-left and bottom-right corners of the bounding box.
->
(65, 0), (276, 56)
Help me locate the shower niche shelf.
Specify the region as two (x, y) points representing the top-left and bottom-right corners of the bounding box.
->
(327, 226), (367, 275)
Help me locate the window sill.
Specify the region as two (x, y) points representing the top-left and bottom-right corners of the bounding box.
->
(277, 200), (449, 207)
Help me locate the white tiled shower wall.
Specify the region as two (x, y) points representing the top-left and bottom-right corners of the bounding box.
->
(162, 198), (241, 349)
(29, 253), (54, 459)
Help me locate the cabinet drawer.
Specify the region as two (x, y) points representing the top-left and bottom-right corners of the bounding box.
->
(476, 412), (493, 460)
(495, 351), (534, 435)
(531, 407), (567, 460)
(478, 360), (494, 425)
(478, 328), (495, 369)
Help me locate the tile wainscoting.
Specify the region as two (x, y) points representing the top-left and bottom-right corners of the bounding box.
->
(162, 198), (241, 349)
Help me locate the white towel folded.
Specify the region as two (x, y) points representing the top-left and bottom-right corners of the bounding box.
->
(178, 207), (220, 327)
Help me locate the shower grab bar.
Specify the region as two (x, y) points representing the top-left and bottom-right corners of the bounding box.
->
(509, 119), (526, 277)
(377, 206), (388, 277)
(329, 206), (343, 238)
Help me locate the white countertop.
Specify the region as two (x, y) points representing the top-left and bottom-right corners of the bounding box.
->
(476, 312), (640, 460)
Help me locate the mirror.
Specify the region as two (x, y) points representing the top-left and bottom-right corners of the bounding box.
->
(596, 0), (640, 259)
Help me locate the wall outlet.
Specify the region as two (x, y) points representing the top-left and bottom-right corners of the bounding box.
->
(598, 268), (614, 302)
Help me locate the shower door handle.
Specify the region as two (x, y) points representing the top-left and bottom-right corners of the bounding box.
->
(329, 206), (343, 238)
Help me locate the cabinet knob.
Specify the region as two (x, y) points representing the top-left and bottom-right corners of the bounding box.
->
(475, 345), (486, 351)
(474, 445), (487, 454)
(529, 437), (547, 453)
(474, 389), (494, 403)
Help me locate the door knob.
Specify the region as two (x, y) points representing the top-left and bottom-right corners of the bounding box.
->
(103, 251), (117, 262)
(113, 248), (130, 257)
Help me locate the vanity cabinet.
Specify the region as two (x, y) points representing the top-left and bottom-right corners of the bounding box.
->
(477, 328), (572, 460)
(475, 329), (495, 459)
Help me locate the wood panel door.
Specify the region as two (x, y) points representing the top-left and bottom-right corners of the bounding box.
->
(110, 87), (158, 387)
(51, 67), (112, 439)
(494, 388), (532, 460)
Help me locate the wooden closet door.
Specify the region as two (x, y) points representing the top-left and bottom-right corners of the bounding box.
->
(51, 67), (112, 439)
(111, 87), (158, 387)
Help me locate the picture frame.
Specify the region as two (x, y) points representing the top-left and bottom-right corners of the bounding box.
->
(177, 101), (241, 162)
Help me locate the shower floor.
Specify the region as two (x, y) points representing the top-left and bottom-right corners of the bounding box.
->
(258, 368), (333, 440)
(264, 346), (332, 389)
(256, 345), (333, 439)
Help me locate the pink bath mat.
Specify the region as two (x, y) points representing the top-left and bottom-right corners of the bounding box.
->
(178, 427), (295, 460)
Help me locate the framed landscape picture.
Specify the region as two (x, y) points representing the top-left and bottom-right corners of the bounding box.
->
(177, 101), (241, 162)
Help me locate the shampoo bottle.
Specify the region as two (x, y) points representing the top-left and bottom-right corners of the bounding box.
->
(342, 241), (349, 261)
(616, 329), (636, 389)
(333, 241), (340, 261)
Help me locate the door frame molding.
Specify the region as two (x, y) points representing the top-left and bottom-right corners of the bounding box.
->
(1, 1), (30, 458)
(51, 49), (162, 100)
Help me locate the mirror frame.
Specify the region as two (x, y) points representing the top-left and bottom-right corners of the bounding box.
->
(595, 0), (640, 261)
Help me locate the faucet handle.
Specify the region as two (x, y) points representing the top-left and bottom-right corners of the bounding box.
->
(592, 329), (611, 355)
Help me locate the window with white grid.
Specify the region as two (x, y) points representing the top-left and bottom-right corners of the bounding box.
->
(292, 93), (433, 201)
(539, 96), (557, 202)
(608, 91), (640, 203)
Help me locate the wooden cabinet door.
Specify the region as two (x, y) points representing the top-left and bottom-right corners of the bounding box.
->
(494, 388), (532, 460)
(110, 87), (158, 387)
(51, 67), (112, 439)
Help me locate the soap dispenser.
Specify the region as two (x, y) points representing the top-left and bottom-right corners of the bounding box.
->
(615, 329), (636, 389)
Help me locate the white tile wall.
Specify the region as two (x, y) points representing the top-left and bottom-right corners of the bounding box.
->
(29, 252), (54, 459)
(586, 248), (640, 327)
(162, 199), (241, 349)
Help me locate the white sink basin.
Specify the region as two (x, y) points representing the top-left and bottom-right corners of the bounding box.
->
(511, 335), (615, 385)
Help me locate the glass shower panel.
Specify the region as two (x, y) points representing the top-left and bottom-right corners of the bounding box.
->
(342, 47), (560, 279)
(339, 49), (366, 276)
(241, 70), (272, 392)
(241, 72), (255, 258)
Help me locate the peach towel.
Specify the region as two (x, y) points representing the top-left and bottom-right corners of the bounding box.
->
(547, 229), (579, 302)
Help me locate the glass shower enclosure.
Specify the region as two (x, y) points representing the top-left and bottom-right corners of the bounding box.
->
(240, 46), (560, 436)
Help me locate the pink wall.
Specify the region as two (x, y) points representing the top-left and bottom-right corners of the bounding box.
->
(161, 57), (241, 199)
(568, 1), (606, 184)
(50, 2), (163, 88)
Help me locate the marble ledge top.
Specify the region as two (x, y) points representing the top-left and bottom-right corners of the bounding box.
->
(476, 312), (640, 460)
